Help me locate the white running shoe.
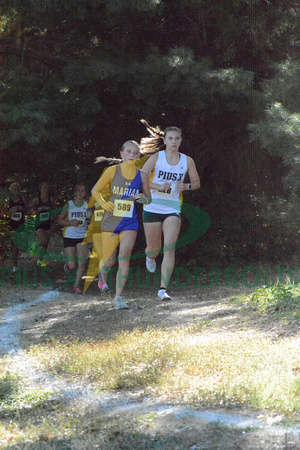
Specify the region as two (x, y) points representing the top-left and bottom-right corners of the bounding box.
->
(114, 296), (129, 310)
(158, 289), (171, 301)
(146, 256), (156, 273)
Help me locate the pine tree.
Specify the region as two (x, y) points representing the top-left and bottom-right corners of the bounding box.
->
(1, 0), (300, 261)
(249, 60), (300, 259)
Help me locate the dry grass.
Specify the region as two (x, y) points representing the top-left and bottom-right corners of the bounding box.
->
(27, 327), (300, 418)
(1, 278), (300, 448)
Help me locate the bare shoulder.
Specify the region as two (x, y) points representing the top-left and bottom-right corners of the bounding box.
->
(186, 155), (196, 167)
(104, 165), (117, 177)
(96, 165), (116, 183)
(145, 153), (159, 164)
(61, 201), (69, 210)
(21, 195), (28, 205)
(58, 202), (69, 216)
(142, 153), (159, 174)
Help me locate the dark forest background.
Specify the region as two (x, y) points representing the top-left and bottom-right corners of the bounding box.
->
(1, 0), (300, 267)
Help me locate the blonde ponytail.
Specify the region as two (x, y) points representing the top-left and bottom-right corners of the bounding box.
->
(94, 156), (122, 165)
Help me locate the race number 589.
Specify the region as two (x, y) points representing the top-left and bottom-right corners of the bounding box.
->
(113, 200), (134, 218)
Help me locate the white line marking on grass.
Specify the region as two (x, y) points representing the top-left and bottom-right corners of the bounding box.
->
(0, 290), (300, 442)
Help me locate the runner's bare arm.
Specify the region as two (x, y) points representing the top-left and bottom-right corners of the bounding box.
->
(28, 197), (39, 214)
(58, 203), (80, 227)
(136, 170), (152, 204)
(176, 157), (200, 192)
(91, 166), (116, 213)
(22, 196), (29, 211)
(187, 157), (200, 190)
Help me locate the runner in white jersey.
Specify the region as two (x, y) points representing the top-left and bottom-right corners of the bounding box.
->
(143, 150), (188, 215)
(58, 183), (90, 294)
(141, 122), (200, 301)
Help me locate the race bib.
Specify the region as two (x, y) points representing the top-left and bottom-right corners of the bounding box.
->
(94, 209), (105, 222)
(40, 212), (50, 222)
(12, 212), (22, 221)
(113, 199), (134, 218)
(157, 182), (177, 199)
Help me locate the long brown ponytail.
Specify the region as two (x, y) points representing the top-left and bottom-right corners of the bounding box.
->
(140, 119), (182, 155)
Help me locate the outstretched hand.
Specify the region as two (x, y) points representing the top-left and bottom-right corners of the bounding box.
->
(176, 181), (186, 192)
(135, 194), (151, 204)
(102, 201), (115, 213)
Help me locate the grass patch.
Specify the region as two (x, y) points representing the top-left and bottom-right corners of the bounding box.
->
(231, 281), (300, 318)
(0, 358), (85, 447)
(2, 356), (258, 450)
(27, 327), (300, 419)
(29, 329), (180, 390)
(0, 360), (53, 417)
(0, 362), (19, 403)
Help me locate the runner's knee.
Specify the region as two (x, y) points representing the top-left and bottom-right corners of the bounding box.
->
(103, 258), (115, 269)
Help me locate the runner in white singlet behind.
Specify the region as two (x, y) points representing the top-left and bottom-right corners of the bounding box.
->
(58, 183), (90, 294)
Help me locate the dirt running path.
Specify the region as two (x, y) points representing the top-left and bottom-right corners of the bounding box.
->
(1, 271), (300, 449)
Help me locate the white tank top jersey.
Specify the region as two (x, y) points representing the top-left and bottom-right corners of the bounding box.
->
(144, 151), (188, 214)
(63, 200), (88, 239)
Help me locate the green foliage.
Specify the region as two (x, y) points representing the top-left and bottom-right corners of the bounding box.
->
(104, 0), (161, 13)
(0, 188), (11, 261)
(1, 0), (300, 261)
(266, 61), (300, 112)
(250, 103), (300, 165)
(250, 61), (300, 175)
(0, 364), (19, 402)
(249, 59), (300, 255)
(245, 282), (300, 316)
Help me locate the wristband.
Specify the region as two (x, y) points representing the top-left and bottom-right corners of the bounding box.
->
(187, 183), (191, 190)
